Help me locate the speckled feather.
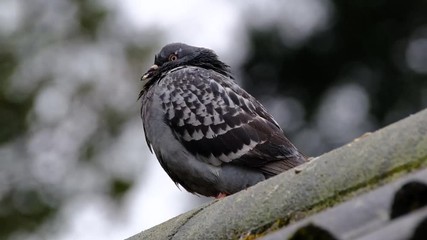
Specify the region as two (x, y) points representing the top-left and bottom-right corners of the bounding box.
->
(140, 43), (306, 197)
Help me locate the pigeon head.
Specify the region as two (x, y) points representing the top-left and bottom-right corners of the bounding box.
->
(141, 43), (232, 90)
(154, 43), (200, 66)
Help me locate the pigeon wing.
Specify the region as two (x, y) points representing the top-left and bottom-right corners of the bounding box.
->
(158, 66), (305, 176)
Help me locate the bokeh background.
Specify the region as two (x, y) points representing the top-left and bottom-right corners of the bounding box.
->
(1, 0), (426, 239)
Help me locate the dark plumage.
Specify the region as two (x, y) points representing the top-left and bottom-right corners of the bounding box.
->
(140, 43), (306, 198)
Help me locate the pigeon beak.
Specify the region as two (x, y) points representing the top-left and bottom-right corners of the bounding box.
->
(142, 64), (159, 80)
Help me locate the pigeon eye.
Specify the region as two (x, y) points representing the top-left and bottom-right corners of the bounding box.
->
(168, 54), (178, 61)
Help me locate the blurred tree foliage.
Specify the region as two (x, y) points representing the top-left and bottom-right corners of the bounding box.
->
(0, 49), (30, 144)
(0, 19), (40, 240)
(242, 0), (427, 154)
(0, 1), (94, 238)
(0, 1), (151, 239)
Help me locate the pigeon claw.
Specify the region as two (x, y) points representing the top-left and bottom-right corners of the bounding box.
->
(215, 192), (228, 199)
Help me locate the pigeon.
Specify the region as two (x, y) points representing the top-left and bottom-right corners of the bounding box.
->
(139, 43), (306, 198)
